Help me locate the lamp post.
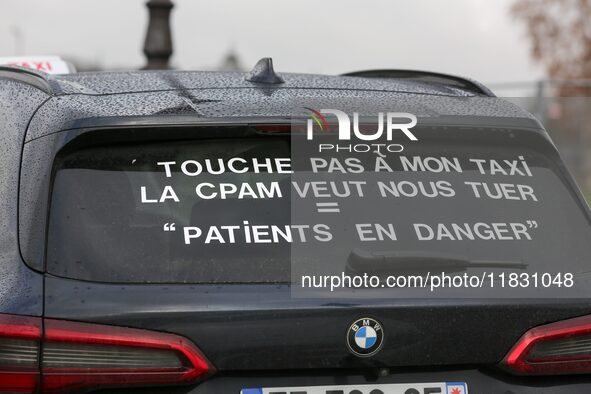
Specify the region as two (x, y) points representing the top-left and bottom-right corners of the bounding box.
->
(143, 0), (174, 69)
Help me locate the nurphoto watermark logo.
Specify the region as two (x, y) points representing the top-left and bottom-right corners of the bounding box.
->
(304, 108), (418, 155)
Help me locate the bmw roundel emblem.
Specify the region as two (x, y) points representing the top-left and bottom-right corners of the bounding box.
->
(347, 317), (384, 357)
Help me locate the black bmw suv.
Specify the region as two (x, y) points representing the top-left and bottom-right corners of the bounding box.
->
(1, 59), (591, 394)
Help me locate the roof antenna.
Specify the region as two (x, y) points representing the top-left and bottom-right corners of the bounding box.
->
(246, 57), (284, 84)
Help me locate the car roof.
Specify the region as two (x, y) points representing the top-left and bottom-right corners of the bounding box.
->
(51, 70), (488, 97)
(0, 63), (542, 142)
(2, 56), (494, 97)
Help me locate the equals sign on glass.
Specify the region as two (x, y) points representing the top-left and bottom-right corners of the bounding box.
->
(316, 202), (340, 213)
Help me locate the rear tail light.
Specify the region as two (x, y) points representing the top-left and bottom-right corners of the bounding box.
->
(0, 315), (41, 393)
(502, 314), (591, 375)
(0, 314), (212, 394)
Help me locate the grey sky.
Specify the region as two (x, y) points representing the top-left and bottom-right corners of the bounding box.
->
(0, 0), (544, 83)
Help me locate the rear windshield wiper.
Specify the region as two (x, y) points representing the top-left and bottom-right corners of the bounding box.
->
(346, 248), (528, 275)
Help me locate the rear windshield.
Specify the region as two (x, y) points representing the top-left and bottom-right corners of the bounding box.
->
(46, 132), (591, 286)
(47, 138), (292, 283)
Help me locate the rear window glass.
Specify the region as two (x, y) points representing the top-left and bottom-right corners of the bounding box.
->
(47, 138), (292, 283)
(46, 132), (591, 287)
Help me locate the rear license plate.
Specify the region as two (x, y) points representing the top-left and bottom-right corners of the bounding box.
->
(241, 382), (468, 394)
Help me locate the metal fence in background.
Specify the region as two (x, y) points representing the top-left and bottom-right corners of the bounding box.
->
(490, 80), (591, 203)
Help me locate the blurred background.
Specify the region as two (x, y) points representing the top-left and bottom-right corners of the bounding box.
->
(1, 0), (590, 200)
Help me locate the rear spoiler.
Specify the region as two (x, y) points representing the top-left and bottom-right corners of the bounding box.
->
(341, 69), (495, 97)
